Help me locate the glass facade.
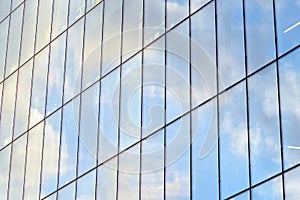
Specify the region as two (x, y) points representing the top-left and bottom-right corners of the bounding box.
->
(0, 0), (299, 199)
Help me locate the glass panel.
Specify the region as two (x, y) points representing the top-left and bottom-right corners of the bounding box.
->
(0, 147), (11, 199)
(46, 33), (66, 115)
(166, 21), (189, 123)
(217, 0), (245, 90)
(29, 47), (49, 128)
(278, 48), (300, 169)
(228, 191), (250, 200)
(51, 0), (68, 39)
(248, 64), (282, 184)
(96, 158), (117, 200)
(58, 97), (79, 187)
(0, 0), (11, 21)
(245, 0), (275, 73)
(87, 0), (101, 11)
(23, 122), (44, 200)
(252, 176), (283, 200)
(118, 145), (140, 200)
(219, 82), (249, 199)
(57, 181), (75, 199)
(191, 3), (216, 108)
(166, 0), (188, 30)
(0, 18), (9, 81)
(12, 0), (23, 10)
(141, 130), (164, 200)
(165, 115), (190, 199)
(122, 0), (143, 61)
(191, 0), (210, 13)
(14, 60), (33, 139)
(41, 110), (61, 198)
(0, 72), (17, 148)
(98, 69), (119, 163)
(192, 99), (218, 200)
(82, 3), (103, 90)
(76, 170), (96, 199)
(275, 0), (300, 56)
(101, 0), (122, 76)
(78, 83), (99, 175)
(120, 54), (141, 150)
(68, 0), (85, 26)
(284, 166), (300, 199)
(63, 18), (84, 103)
(20, 0), (38, 65)
(5, 4), (24, 77)
(35, 0), (53, 53)
(142, 38), (165, 137)
(144, 0), (165, 46)
(8, 135), (27, 200)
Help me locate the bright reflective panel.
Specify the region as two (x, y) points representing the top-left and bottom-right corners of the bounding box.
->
(219, 82), (249, 199)
(23, 122), (44, 200)
(14, 60), (33, 139)
(57, 181), (75, 199)
(20, 0), (38, 65)
(46, 33), (66, 115)
(245, 0), (275, 73)
(87, 0), (101, 11)
(5, 4), (23, 77)
(275, 0), (300, 56)
(217, 0), (245, 90)
(192, 99), (218, 200)
(278, 48), (300, 169)
(82, 3), (103, 90)
(41, 110), (61, 198)
(0, 0), (11, 21)
(76, 170), (96, 199)
(229, 191), (250, 200)
(0, 147), (11, 199)
(248, 63), (281, 184)
(191, 0), (210, 13)
(166, 0), (188, 30)
(51, 0), (68, 39)
(29, 47), (49, 128)
(0, 18), (9, 80)
(252, 176), (283, 200)
(284, 166), (300, 199)
(64, 18), (84, 103)
(165, 115), (190, 199)
(68, 0), (85, 26)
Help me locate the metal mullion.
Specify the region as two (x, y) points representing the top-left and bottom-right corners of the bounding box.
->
(163, 0), (167, 199)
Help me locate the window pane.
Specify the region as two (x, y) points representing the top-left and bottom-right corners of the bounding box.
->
(122, 0), (143, 61)
(87, 0), (101, 11)
(219, 82), (249, 199)
(68, 0), (85, 26)
(141, 130), (164, 200)
(0, 18), (9, 81)
(191, 0), (210, 13)
(144, 0), (164, 46)
(166, 0), (188, 30)
(78, 83), (99, 175)
(29, 47), (49, 128)
(278, 48), (300, 169)
(5, 4), (24, 77)
(76, 170), (96, 199)
(191, 3), (216, 107)
(98, 69), (119, 162)
(14, 60), (33, 139)
(101, 0), (122, 76)
(192, 99), (218, 200)
(275, 0), (300, 56)
(0, 72), (17, 148)
(245, 0), (275, 73)
(57, 181), (75, 199)
(142, 38), (165, 137)
(35, 0), (53, 53)
(166, 21), (190, 123)
(0, 147), (11, 199)
(41, 110), (61, 198)
(82, 3), (103, 90)
(217, 0), (245, 90)
(58, 97), (79, 187)
(120, 54), (141, 150)
(228, 191), (250, 200)
(23, 123), (44, 200)
(165, 115), (190, 199)
(248, 63), (281, 184)
(46, 33), (66, 115)
(64, 18), (84, 103)
(0, 0), (11, 21)
(118, 145), (140, 200)
(12, 0), (23, 10)
(252, 176), (283, 200)
(51, 0), (68, 39)
(20, 0), (38, 65)
(284, 166), (300, 199)
(8, 135), (27, 200)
